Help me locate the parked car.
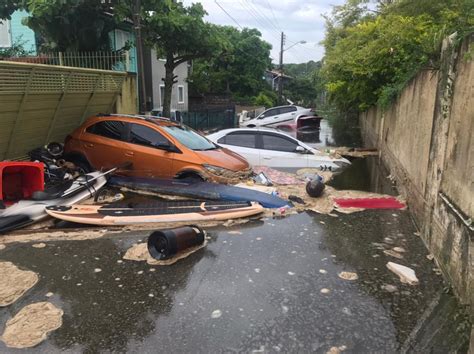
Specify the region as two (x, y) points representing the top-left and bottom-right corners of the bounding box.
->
(64, 114), (251, 182)
(240, 105), (315, 128)
(207, 128), (351, 170)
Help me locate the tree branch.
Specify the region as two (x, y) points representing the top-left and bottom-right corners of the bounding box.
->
(174, 55), (198, 67)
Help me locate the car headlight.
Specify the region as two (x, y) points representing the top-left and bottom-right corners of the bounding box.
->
(203, 164), (230, 175)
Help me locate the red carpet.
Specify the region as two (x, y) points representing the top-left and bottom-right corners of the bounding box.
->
(334, 197), (406, 209)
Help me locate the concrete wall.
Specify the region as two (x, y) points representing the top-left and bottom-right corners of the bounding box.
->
(149, 50), (188, 112)
(360, 35), (474, 314)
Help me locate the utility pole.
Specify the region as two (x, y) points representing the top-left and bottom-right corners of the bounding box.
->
(133, 0), (147, 113)
(278, 31), (285, 105)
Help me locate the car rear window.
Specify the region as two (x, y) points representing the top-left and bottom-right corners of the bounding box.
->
(86, 120), (126, 141)
(222, 133), (256, 148)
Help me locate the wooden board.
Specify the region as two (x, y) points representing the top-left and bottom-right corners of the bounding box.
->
(46, 201), (264, 226)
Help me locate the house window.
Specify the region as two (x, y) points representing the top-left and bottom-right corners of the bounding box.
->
(177, 85), (185, 103)
(0, 20), (11, 48)
(159, 85), (165, 107)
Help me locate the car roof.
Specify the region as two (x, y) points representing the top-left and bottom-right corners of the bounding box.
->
(208, 127), (314, 149)
(210, 127), (295, 137)
(92, 113), (178, 127)
(264, 105), (306, 110)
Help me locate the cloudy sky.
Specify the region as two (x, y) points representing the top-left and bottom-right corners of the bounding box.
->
(183, 0), (345, 64)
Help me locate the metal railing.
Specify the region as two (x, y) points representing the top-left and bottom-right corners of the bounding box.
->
(1, 50), (134, 72)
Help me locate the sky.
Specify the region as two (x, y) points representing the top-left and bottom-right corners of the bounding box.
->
(183, 0), (346, 64)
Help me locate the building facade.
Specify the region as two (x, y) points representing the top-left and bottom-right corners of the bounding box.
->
(0, 11), (37, 54)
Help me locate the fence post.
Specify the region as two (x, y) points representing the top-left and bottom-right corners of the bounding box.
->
(80, 74), (103, 123)
(45, 71), (73, 143)
(59, 52), (64, 66)
(125, 50), (130, 72)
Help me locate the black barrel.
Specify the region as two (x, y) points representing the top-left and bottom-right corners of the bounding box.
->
(147, 225), (205, 260)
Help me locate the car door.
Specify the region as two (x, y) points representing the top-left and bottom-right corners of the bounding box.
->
(122, 123), (174, 178)
(216, 132), (259, 166)
(81, 120), (129, 169)
(259, 133), (308, 168)
(257, 108), (279, 127)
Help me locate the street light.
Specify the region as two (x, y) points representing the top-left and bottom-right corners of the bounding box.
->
(278, 36), (306, 104)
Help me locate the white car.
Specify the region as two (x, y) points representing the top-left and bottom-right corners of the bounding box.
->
(207, 128), (351, 170)
(240, 105), (314, 128)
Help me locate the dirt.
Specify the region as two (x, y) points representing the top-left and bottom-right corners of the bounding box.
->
(0, 302), (63, 348)
(123, 241), (208, 266)
(0, 262), (39, 307)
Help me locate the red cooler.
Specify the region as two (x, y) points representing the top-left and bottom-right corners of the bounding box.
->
(0, 162), (44, 204)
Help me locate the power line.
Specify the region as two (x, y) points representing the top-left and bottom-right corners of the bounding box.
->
(215, 0), (243, 29)
(245, 0), (280, 33)
(238, 0), (281, 40)
(263, 0), (281, 31)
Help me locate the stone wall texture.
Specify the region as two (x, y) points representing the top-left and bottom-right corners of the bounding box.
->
(360, 35), (473, 315)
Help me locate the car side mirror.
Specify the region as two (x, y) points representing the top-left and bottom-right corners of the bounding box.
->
(258, 115), (265, 119)
(295, 146), (306, 153)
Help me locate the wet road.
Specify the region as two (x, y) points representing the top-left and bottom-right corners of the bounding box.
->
(0, 119), (470, 353)
(0, 208), (469, 353)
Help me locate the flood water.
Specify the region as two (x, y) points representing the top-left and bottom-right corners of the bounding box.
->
(0, 117), (471, 353)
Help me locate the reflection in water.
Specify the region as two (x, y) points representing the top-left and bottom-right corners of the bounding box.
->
(328, 156), (398, 195)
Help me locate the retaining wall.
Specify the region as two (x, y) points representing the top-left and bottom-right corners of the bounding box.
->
(359, 35), (473, 314)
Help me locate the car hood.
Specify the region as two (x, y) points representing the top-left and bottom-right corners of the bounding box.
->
(195, 148), (250, 171)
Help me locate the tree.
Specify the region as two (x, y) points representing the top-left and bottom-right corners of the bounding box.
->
(142, 2), (223, 117)
(0, 0), (28, 20)
(189, 26), (272, 103)
(23, 0), (118, 51)
(321, 0), (474, 112)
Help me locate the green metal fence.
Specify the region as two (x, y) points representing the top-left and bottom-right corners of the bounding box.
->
(182, 107), (237, 131)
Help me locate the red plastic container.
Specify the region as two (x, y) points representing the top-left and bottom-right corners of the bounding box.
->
(0, 162), (44, 204)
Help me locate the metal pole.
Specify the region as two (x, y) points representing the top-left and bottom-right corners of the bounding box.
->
(134, 0), (147, 113)
(278, 32), (285, 105)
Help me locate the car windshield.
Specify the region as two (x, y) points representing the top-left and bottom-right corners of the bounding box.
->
(163, 125), (217, 151)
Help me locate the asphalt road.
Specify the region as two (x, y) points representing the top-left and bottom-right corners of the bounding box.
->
(0, 207), (468, 353)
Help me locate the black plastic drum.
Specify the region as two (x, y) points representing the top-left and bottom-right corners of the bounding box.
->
(147, 225), (205, 260)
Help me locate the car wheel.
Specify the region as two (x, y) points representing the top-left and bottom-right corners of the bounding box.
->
(65, 155), (93, 174)
(178, 173), (205, 182)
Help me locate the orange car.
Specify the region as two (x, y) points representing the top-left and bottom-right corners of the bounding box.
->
(64, 114), (251, 182)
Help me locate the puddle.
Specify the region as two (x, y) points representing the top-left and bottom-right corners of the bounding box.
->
(328, 156), (398, 195)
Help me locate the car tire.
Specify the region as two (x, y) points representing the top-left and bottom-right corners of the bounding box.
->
(64, 154), (93, 174)
(178, 172), (205, 182)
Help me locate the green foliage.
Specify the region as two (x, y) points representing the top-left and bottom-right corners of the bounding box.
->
(321, 0), (474, 112)
(22, 0), (119, 51)
(0, 0), (28, 20)
(283, 60), (321, 79)
(283, 78), (318, 107)
(189, 26), (272, 102)
(0, 37), (33, 58)
(253, 92), (274, 107)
